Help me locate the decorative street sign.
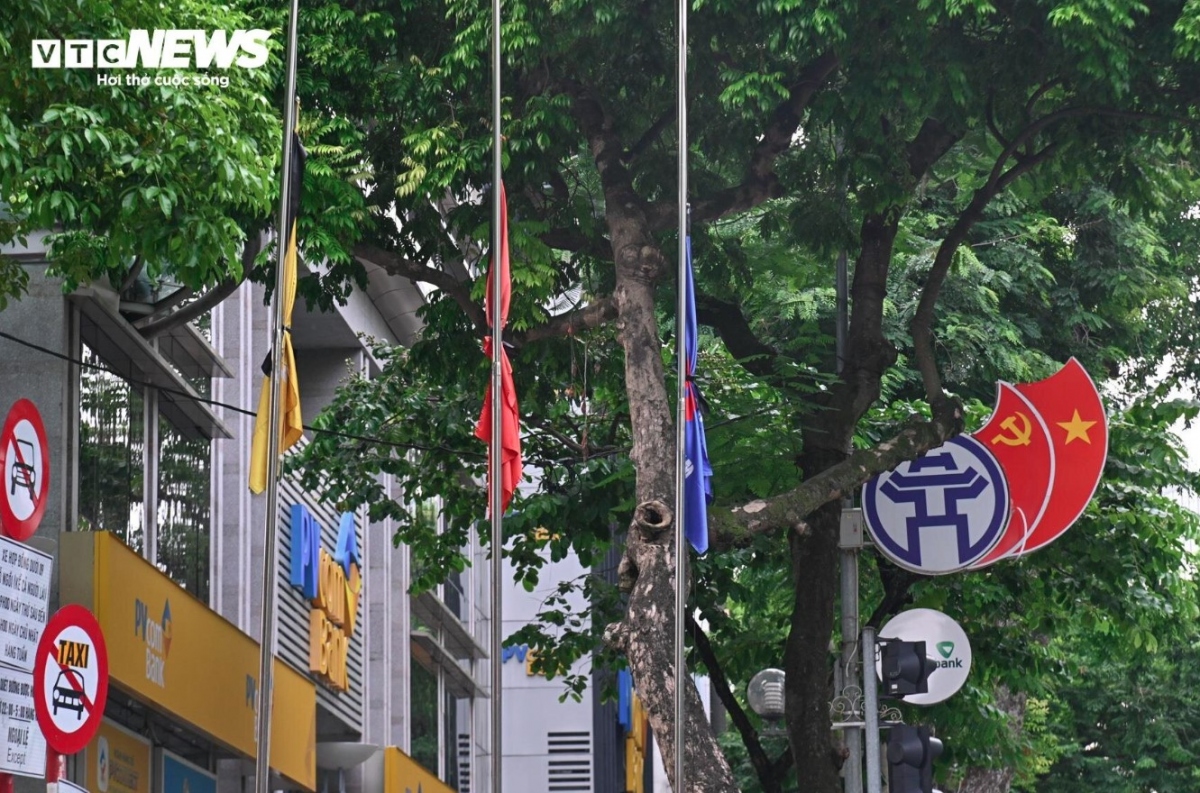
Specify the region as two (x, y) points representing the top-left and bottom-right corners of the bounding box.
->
(0, 399), (51, 542)
(968, 358), (1108, 567)
(876, 608), (972, 706)
(33, 605), (109, 755)
(862, 435), (1010, 574)
(0, 535), (53, 672)
(0, 664), (47, 778)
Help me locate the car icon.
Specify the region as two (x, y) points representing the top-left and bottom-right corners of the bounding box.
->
(52, 671), (85, 719)
(9, 438), (36, 499)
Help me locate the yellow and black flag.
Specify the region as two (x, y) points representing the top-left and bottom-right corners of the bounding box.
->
(249, 131), (306, 494)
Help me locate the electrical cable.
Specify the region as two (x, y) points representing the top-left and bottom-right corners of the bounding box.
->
(0, 328), (485, 459)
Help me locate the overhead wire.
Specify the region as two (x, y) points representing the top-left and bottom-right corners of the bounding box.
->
(0, 327), (780, 465)
(0, 327), (485, 459)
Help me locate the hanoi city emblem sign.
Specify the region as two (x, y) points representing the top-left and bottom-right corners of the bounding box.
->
(863, 435), (1009, 575)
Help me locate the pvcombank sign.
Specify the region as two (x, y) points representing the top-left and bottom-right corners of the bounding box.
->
(31, 30), (271, 69)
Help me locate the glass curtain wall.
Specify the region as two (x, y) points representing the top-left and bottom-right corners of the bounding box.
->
(77, 342), (211, 598)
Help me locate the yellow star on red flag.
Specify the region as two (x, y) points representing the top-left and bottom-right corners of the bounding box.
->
(1056, 409), (1096, 445)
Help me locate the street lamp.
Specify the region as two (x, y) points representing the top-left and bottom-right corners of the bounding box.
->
(747, 668), (786, 734)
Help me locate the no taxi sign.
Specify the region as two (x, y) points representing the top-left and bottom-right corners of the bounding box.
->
(33, 605), (109, 755)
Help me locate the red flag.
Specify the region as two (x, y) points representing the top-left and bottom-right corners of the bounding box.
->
(475, 182), (522, 513)
(968, 382), (1055, 568)
(1012, 358), (1107, 555)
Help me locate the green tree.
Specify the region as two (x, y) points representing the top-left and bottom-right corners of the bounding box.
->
(278, 2), (1200, 791)
(0, 0), (287, 319)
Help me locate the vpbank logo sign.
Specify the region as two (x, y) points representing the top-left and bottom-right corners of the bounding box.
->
(877, 608), (973, 706)
(134, 597), (173, 687)
(31, 30), (271, 69)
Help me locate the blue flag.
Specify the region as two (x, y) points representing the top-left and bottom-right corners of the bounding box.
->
(683, 235), (713, 553)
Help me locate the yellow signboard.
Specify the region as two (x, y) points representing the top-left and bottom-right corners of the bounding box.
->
(83, 720), (151, 793)
(61, 532), (317, 791)
(383, 748), (455, 793)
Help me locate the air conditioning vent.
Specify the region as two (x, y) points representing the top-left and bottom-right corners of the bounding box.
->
(547, 731), (591, 791)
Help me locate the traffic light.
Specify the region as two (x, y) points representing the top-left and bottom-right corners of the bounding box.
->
(881, 639), (932, 697)
(887, 725), (943, 793)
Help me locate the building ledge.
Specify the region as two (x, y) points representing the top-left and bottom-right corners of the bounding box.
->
(411, 630), (488, 700)
(70, 285), (232, 440)
(155, 319), (232, 379)
(410, 589), (488, 660)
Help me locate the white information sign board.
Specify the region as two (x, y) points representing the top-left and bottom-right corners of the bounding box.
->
(876, 608), (973, 706)
(0, 664), (48, 777)
(0, 535), (53, 671)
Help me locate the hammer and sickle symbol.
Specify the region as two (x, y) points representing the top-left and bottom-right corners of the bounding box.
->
(991, 411), (1032, 446)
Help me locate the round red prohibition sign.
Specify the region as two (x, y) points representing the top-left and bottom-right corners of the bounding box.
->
(33, 604), (109, 755)
(0, 398), (51, 541)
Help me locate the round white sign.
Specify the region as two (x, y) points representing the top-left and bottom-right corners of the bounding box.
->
(862, 435), (1010, 575)
(875, 608), (972, 705)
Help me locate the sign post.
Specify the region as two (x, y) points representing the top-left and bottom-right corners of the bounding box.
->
(32, 605), (109, 757)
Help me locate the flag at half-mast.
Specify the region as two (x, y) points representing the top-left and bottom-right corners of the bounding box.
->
(474, 181), (522, 513)
(249, 131), (307, 494)
(683, 234), (713, 553)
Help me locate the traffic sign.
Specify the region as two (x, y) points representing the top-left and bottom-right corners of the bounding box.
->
(0, 399), (51, 542)
(0, 664), (47, 778)
(33, 605), (109, 754)
(862, 435), (1009, 575)
(875, 608), (972, 706)
(0, 535), (53, 672)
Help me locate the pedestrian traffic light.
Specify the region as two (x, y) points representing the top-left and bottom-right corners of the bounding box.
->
(887, 725), (942, 793)
(881, 639), (932, 697)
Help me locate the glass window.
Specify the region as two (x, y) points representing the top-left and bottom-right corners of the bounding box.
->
(156, 417), (210, 599)
(410, 654), (439, 774)
(78, 343), (145, 552)
(442, 691), (461, 791)
(77, 342), (211, 598)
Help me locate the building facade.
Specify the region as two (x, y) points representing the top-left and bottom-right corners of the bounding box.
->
(0, 236), (491, 793)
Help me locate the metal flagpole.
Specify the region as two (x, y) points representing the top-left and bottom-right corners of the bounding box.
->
(253, 0), (301, 789)
(489, 0), (504, 788)
(673, 0), (688, 789)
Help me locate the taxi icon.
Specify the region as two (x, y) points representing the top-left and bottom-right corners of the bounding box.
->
(52, 670), (85, 718)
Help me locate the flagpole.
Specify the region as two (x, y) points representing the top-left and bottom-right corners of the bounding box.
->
(489, 0), (504, 788)
(253, 0), (300, 790)
(674, 0), (689, 788)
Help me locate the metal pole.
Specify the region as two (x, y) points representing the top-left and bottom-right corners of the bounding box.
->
(840, 546), (862, 793)
(835, 251), (848, 374)
(673, 0), (688, 790)
(836, 250), (862, 793)
(252, 1), (300, 790)
(862, 626), (881, 793)
(489, 0), (504, 788)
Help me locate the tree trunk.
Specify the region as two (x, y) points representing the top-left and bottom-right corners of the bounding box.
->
(786, 211), (902, 792)
(958, 687), (1027, 793)
(784, 495), (844, 792)
(602, 205), (738, 791)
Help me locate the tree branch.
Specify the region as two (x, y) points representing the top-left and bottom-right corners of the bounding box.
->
(909, 142), (1058, 406)
(118, 255), (144, 295)
(687, 612), (786, 793)
(516, 296), (618, 345)
(695, 295), (781, 381)
(538, 227), (613, 259)
(566, 79), (667, 282)
(138, 232), (263, 338)
(865, 566), (923, 629)
(353, 242), (485, 332)
(687, 51), (841, 226)
(623, 110), (674, 164)
(710, 408), (964, 549)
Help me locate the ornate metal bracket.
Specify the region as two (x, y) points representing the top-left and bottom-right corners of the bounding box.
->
(830, 685), (904, 730)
